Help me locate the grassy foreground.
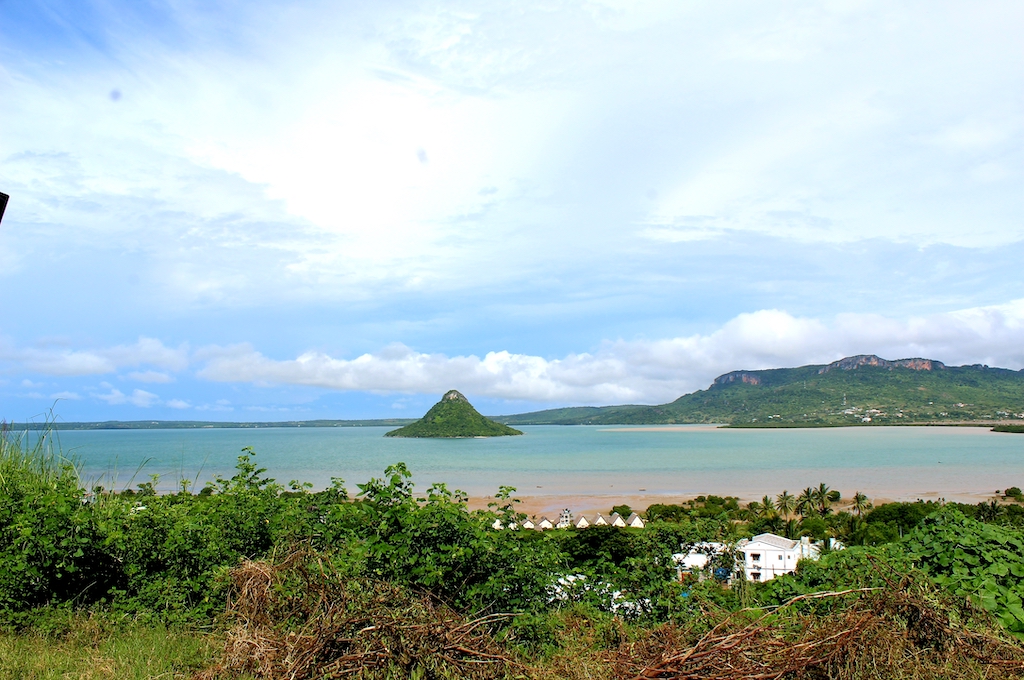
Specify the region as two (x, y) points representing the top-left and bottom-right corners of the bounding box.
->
(0, 615), (217, 679)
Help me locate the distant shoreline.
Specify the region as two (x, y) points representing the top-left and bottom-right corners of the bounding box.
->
(467, 488), (1010, 518)
(7, 419), (1022, 431)
(5, 419), (417, 431)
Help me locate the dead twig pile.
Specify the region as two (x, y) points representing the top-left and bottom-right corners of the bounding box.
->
(618, 577), (1024, 680)
(195, 550), (516, 680)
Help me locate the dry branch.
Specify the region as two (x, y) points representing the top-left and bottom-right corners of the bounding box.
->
(195, 549), (516, 680)
(619, 580), (1024, 680)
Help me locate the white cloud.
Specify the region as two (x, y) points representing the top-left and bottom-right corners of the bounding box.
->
(126, 370), (174, 383)
(93, 389), (125, 404)
(93, 387), (161, 407)
(50, 391), (81, 400)
(195, 300), (1024, 405)
(2, 0), (1020, 316)
(0, 338), (187, 377)
(196, 401), (233, 412)
(166, 399), (190, 409)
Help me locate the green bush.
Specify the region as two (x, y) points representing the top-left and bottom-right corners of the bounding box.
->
(753, 543), (914, 610)
(337, 464), (562, 612)
(0, 428), (119, 613)
(97, 447), (287, 621)
(903, 507), (1024, 637)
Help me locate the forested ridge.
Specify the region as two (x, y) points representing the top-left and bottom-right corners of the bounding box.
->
(500, 354), (1024, 426)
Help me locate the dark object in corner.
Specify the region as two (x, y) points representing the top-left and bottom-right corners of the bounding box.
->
(0, 192), (8, 224)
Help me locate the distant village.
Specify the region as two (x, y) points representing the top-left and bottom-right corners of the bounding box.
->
(492, 508), (646, 531)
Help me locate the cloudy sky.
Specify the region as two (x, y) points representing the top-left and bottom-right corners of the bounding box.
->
(1, 0), (1022, 421)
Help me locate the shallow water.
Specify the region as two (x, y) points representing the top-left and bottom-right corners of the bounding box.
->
(46, 425), (1024, 500)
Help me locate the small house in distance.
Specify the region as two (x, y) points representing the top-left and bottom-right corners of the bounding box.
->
(490, 510), (647, 531)
(624, 512), (645, 528)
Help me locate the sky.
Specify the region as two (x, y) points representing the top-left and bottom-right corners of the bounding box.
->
(1, 0), (1022, 422)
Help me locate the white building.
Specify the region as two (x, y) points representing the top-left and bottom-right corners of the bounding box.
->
(735, 534), (822, 582)
(536, 517), (554, 530)
(574, 515), (591, 529)
(673, 533), (838, 583)
(609, 512), (627, 527)
(624, 512), (646, 528)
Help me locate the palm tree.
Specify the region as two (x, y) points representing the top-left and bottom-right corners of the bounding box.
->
(797, 487), (817, 518)
(815, 483), (833, 515)
(747, 500), (763, 519)
(761, 495), (778, 519)
(784, 518), (800, 540)
(852, 491), (872, 517)
(776, 490), (796, 520)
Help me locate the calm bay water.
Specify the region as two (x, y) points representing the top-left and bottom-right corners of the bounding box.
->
(49, 425), (1024, 500)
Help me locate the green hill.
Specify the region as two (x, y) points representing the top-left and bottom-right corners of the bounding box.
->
(385, 390), (524, 438)
(497, 355), (1024, 427)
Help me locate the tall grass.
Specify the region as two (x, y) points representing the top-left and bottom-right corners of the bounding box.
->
(0, 418), (79, 495)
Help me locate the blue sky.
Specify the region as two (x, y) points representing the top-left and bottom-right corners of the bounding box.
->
(1, 0), (1022, 421)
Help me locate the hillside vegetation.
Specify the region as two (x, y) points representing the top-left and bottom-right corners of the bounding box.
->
(499, 355), (1024, 426)
(386, 390), (524, 437)
(3, 424), (1024, 678)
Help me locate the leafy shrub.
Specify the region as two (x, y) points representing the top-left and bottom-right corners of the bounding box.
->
(98, 447), (287, 621)
(904, 507), (1024, 637)
(645, 503), (689, 523)
(753, 543), (914, 610)
(318, 463), (562, 613)
(862, 500), (940, 537)
(0, 428), (119, 614)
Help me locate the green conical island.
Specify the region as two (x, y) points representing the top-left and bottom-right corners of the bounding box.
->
(384, 390), (524, 438)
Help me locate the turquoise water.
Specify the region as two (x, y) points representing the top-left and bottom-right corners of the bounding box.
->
(48, 425), (1024, 500)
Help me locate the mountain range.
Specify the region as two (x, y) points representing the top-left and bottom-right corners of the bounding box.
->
(496, 355), (1024, 426)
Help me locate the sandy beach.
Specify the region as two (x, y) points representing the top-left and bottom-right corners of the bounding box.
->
(467, 487), (1007, 519)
